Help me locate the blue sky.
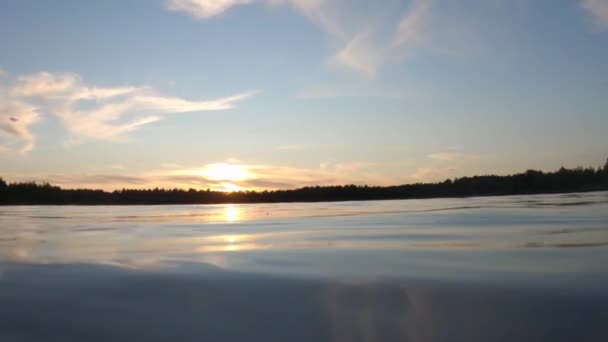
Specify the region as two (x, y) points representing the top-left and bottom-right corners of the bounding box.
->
(0, 0), (607, 191)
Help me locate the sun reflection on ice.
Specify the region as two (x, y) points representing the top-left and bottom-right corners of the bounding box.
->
(193, 234), (263, 253)
(223, 204), (240, 222)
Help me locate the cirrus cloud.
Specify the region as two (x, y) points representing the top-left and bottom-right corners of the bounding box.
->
(167, 0), (255, 18)
(6, 160), (396, 192)
(0, 71), (256, 152)
(166, 0), (432, 77)
(581, 0), (608, 29)
(0, 96), (39, 153)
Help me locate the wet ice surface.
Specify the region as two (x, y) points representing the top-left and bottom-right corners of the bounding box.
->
(1, 192), (608, 341)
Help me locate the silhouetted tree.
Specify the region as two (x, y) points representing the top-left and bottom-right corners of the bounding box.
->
(1, 158), (607, 205)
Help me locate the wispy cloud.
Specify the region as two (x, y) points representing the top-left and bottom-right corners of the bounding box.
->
(8, 158), (471, 191)
(167, 0), (340, 35)
(167, 161), (356, 191)
(395, 0), (430, 46)
(333, 30), (380, 78)
(166, 0), (433, 77)
(167, 0), (254, 18)
(581, 0), (608, 29)
(0, 91), (39, 153)
(1, 71), (256, 151)
(333, 0), (431, 77)
(8, 160), (391, 191)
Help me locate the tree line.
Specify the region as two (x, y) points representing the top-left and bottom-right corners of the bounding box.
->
(1, 159), (607, 205)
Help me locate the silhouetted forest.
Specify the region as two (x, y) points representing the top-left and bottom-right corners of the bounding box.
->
(1, 159), (607, 205)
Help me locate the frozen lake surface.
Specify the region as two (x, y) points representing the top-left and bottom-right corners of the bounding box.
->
(1, 192), (607, 341)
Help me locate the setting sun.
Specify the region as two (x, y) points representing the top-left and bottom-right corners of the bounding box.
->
(2, 1), (608, 341)
(198, 163), (251, 182)
(220, 182), (244, 192)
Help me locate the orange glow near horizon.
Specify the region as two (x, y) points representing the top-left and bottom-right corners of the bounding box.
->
(219, 182), (245, 192)
(197, 163), (251, 182)
(170, 163), (252, 192)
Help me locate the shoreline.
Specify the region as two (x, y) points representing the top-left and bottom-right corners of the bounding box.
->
(1, 188), (606, 206)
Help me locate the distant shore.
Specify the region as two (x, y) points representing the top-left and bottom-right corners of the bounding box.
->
(2, 163), (607, 205)
(1, 188), (607, 206)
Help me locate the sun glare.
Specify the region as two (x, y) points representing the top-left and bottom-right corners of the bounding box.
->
(201, 163), (251, 182)
(220, 182), (244, 192)
(224, 204), (240, 222)
(174, 163), (252, 192)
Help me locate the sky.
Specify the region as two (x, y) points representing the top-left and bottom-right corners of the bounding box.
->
(0, 0), (607, 191)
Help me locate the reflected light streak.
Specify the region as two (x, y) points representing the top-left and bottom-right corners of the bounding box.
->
(224, 204), (240, 222)
(194, 234), (265, 253)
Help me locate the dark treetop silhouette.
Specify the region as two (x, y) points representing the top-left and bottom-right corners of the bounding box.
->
(1, 159), (607, 205)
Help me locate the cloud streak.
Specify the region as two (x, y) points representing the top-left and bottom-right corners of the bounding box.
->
(167, 0), (254, 18)
(166, 160), (386, 191)
(8, 160), (396, 192)
(0, 71), (256, 151)
(333, 0), (431, 77)
(166, 0), (433, 77)
(581, 0), (608, 28)
(0, 90), (39, 153)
